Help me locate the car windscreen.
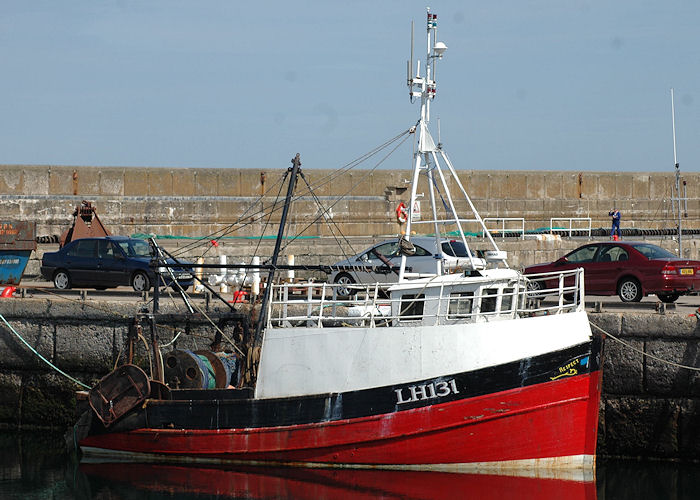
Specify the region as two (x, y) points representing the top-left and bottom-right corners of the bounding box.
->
(117, 239), (152, 258)
(630, 243), (678, 260)
(441, 240), (468, 257)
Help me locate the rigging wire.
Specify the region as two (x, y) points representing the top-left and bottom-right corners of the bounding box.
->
(236, 129), (412, 237)
(291, 129), (413, 199)
(184, 298), (246, 357)
(170, 173), (289, 258)
(297, 170), (361, 264)
(143, 128), (413, 322)
(589, 321), (700, 372)
(231, 170), (291, 306)
(168, 129), (412, 260)
(21, 285), (241, 359)
(277, 131), (413, 256)
(424, 162), (453, 217)
(252, 170), (290, 266)
(0, 311), (91, 389)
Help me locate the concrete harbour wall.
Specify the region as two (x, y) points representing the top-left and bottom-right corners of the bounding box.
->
(5, 163), (700, 278)
(2, 164), (700, 240)
(5, 163), (700, 279)
(0, 297), (698, 460)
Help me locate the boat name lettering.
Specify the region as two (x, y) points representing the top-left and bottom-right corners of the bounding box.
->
(395, 379), (459, 405)
(550, 357), (586, 381)
(558, 359), (580, 373)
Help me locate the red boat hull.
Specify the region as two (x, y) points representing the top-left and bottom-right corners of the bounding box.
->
(81, 368), (601, 467)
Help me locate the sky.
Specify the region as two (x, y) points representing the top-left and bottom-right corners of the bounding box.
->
(1, 1), (699, 173)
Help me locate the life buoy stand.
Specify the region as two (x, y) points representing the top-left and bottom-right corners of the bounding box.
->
(396, 202), (408, 223)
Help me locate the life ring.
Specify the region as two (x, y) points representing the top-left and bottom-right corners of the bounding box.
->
(396, 202), (408, 223)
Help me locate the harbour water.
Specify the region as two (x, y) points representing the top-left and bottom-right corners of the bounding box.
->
(1, 432), (699, 499)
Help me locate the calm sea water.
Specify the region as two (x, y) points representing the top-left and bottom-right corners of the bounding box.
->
(1, 431), (699, 500)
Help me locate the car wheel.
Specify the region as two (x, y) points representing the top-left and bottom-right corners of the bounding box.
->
(132, 271), (151, 292)
(657, 292), (680, 304)
(526, 279), (544, 298)
(53, 270), (71, 290)
(334, 273), (357, 297)
(618, 277), (642, 302)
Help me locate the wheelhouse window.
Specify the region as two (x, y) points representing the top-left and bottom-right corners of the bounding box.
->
(480, 288), (498, 314)
(399, 294), (425, 320)
(448, 292), (473, 318)
(501, 288), (514, 312)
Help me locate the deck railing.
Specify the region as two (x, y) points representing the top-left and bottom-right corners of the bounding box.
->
(267, 268), (585, 328)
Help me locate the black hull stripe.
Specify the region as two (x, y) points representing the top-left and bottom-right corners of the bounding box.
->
(97, 338), (601, 434)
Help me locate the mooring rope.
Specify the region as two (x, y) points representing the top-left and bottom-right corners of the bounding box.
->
(589, 321), (700, 372)
(0, 311), (91, 389)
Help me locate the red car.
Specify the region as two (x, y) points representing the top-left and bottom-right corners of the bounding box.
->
(523, 241), (700, 303)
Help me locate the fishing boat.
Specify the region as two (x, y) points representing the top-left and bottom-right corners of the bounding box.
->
(73, 9), (603, 472)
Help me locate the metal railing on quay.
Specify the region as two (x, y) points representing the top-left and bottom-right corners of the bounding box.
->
(549, 217), (592, 238)
(482, 218), (526, 240)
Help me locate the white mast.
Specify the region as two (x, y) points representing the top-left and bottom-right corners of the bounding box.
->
(399, 8), (506, 281)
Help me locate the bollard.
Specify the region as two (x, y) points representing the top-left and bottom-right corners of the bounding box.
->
(287, 255), (295, 282)
(195, 257), (204, 292)
(252, 256), (260, 298)
(219, 255), (228, 294)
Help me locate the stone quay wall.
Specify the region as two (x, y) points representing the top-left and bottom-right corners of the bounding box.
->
(0, 297), (698, 461)
(2, 163), (700, 240)
(5, 164), (700, 279)
(590, 313), (700, 460)
(0, 299), (243, 429)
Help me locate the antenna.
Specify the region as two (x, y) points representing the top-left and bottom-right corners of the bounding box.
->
(410, 20), (414, 81)
(407, 20), (416, 101)
(670, 88), (687, 256)
(671, 88), (678, 166)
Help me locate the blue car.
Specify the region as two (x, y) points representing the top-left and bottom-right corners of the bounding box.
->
(40, 236), (194, 292)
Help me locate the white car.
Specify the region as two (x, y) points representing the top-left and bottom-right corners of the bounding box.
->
(329, 237), (473, 296)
